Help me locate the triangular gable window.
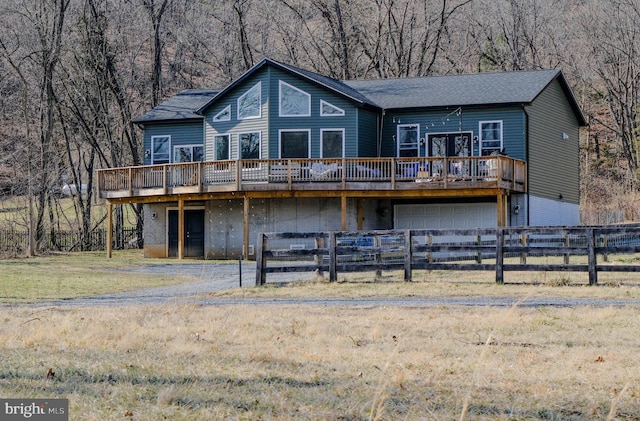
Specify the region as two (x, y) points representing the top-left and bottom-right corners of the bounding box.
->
(320, 100), (345, 116)
(238, 82), (261, 120)
(213, 105), (231, 121)
(279, 81), (311, 117)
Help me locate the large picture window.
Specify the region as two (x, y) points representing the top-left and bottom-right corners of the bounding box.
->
(239, 132), (261, 160)
(237, 82), (261, 120)
(279, 130), (310, 158)
(479, 121), (503, 156)
(321, 129), (344, 158)
(151, 135), (171, 164)
(279, 81), (311, 117)
(174, 145), (203, 163)
(214, 134), (230, 161)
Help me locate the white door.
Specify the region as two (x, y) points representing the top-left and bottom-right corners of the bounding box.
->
(394, 203), (496, 230)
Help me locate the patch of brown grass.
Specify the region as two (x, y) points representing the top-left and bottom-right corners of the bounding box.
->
(1, 302), (640, 420)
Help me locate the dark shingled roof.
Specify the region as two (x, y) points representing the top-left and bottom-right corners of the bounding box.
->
(343, 69), (563, 110)
(133, 61), (586, 126)
(133, 89), (219, 124)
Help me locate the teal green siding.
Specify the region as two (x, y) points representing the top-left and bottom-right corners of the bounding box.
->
(357, 109), (379, 157)
(266, 67), (359, 158)
(143, 121), (204, 165)
(379, 108), (525, 158)
(204, 67), (270, 160)
(204, 66), (364, 159)
(526, 79), (581, 204)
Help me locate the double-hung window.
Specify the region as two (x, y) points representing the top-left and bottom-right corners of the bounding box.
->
(151, 135), (171, 164)
(397, 124), (420, 157)
(479, 121), (503, 156)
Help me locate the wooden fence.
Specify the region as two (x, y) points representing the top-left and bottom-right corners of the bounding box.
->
(0, 227), (140, 253)
(255, 225), (640, 286)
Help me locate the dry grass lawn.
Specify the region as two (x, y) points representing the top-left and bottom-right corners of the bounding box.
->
(1, 251), (640, 419)
(2, 299), (640, 420)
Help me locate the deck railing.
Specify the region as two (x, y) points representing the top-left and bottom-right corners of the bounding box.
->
(98, 156), (526, 197)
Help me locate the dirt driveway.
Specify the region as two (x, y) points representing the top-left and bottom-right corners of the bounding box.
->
(7, 261), (640, 309)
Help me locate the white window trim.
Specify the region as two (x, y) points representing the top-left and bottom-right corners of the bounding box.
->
(278, 129), (311, 158)
(279, 80), (311, 117)
(151, 135), (171, 164)
(213, 133), (231, 161)
(237, 82), (261, 120)
(213, 105), (231, 121)
(320, 100), (345, 117)
(396, 124), (421, 157)
(173, 144), (204, 163)
(238, 131), (262, 160)
(320, 128), (345, 158)
(479, 120), (503, 155)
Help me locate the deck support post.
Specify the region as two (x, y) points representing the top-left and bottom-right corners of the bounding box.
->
(341, 195), (347, 230)
(243, 195), (250, 260)
(178, 198), (185, 260)
(497, 192), (508, 227)
(106, 202), (113, 258)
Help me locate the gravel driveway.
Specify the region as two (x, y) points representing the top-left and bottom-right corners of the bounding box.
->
(6, 261), (640, 309)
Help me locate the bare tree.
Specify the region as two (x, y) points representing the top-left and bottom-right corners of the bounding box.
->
(579, 0), (640, 187)
(0, 0), (70, 251)
(467, 0), (570, 72)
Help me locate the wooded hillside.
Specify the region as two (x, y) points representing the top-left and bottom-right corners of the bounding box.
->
(0, 0), (638, 253)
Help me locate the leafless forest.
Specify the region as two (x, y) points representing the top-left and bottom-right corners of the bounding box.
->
(0, 0), (638, 253)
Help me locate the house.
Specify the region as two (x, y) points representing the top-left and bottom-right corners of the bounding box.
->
(98, 58), (587, 259)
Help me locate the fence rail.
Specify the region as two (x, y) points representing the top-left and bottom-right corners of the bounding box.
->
(255, 225), (640, 285)
(0, 227), (140, 253)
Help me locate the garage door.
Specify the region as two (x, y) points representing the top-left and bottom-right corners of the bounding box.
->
(394, 203), (496, 230)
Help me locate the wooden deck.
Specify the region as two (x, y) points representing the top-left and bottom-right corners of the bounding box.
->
(97, 156), (526, 202)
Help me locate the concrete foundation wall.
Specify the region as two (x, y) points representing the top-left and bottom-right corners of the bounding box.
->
(144, 197), (394, 259)
(143, 204), (169, 258)
(529, 195), (580, 226)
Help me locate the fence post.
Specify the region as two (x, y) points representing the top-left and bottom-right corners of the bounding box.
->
(315, 236), (325, 280)
(255, 233), (266, 286)
(329, 231), (337, 282)
(587, 228), (598, 285)
(404, 230), (413, 281)
(496, 228), (504, 284)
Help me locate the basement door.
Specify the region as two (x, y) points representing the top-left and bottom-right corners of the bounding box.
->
(168, 209), (205, 258)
